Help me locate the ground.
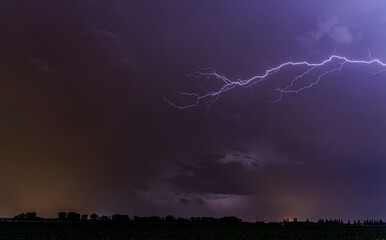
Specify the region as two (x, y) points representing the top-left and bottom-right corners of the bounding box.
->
(1, 222), (386, 240)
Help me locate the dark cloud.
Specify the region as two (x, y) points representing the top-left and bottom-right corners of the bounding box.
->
(300, 18), (355, 47)
(179, 198), (190, 205)
(169, 154), (277, 196)
(179, 198), (206, 206)
(192, 198), (205, 205)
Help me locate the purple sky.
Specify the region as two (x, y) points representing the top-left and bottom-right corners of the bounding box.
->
(2, 0), (386, 222)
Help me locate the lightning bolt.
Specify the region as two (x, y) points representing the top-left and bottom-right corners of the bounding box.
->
(165, 55), (386, 109)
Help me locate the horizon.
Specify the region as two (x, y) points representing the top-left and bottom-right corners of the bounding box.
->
(4, 211), (385, 225)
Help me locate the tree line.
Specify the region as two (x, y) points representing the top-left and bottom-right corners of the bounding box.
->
(11, 212), (385, 225)
(281, 218), (384, 226)
(13, 212), (242, 223)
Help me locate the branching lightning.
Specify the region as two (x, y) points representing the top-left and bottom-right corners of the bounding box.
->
(165, 55), (386, 109)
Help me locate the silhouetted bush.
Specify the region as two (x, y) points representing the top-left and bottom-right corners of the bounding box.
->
(66, 212), (80, 221)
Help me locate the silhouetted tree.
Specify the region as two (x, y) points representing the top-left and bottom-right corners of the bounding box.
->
(58, 212), (66, 221)
(81, 214), (88, 221)
(201, 217), (217, 223)
(26, 212), (37, 220)
(112, 214), (129, 221)
(100, 215), (110, 221)
(148, 216), (161, 222)
(13, 213), (26, 220)
(177, 217), (185, 222)
(13, 212), (39, 221)
(220, 216), (242, 223)
(66, 212), (80, 221)
(90, 213), (98, 221)
(165, 215), (175, 222)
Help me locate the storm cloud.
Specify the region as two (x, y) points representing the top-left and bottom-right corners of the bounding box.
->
(1, 0), (386, 221)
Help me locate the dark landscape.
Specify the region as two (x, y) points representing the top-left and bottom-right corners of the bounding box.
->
(2, 213), (386, 240)
(2, 221), (386, 240)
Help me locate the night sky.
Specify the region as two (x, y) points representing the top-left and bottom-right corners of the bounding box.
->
(2, 0), (386, 222)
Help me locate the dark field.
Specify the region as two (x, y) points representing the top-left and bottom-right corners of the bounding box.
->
(1, 222), (386, 240)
